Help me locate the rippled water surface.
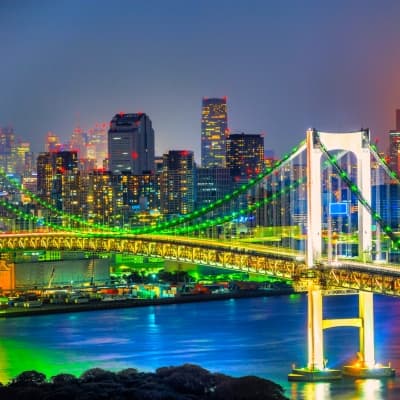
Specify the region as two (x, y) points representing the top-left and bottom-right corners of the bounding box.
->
(0, 294), (399, 399)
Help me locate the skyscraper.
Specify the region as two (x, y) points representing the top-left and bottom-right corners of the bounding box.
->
(0, 126), (16, 174)
(36, 151), (79, 214)
(52, 151), (80, 214)
(160, 150), (195, 215)
(87, 122), (108, 168)
(45, 131), (60, 152)
(37, 152), (53, 203)
(108, 113), (155, 175)
(70, 126), (87, 159)
(201, 97), (228, 167)
(226, 132), (264, 181)
(196, 167), (233, 214)
(389, 109), (400, 176)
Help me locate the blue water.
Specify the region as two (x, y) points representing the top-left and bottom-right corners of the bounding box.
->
(0, 293), (399, 399)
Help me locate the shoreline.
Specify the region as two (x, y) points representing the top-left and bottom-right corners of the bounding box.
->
(0, 288), (294, 318)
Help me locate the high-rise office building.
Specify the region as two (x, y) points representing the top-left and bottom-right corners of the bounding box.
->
(37, 152), (53, 203)
(160, 150), (195, 215)
(87, 122), (108, 168)
(36, 150), (79, 216)
(45, 131), (60, 152)
(372, 184), (400, 229)
(52, 151), (80, 214)
(196, 167), (233, 214)
(201, 97), (228, 167)
(389, 109), (400, 176)
(86, 170), (114, 225)
(0, 126), (16, 174)
(70, 126), (88, 159)
(389, 131), (400, 175)
(16, 141), (32, 176)
(226, 133), (264, 181)
(108, 113), (155, 175)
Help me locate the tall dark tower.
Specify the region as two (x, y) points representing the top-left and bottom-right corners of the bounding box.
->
(201, 97), (228, 168)
(389, 110), (400, 176)
(226, 133), (264, 181)
(108, 113), (155, 175)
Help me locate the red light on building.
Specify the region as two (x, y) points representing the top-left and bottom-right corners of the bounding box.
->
(118, 111), (125, 117)
(131, 151), (139, 160)
(180, 150), (190, 157)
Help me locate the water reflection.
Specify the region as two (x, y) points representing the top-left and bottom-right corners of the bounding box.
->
(304, 382), (331, 400)
(0, 295), (399, 399)
(355, 379), (383, 400)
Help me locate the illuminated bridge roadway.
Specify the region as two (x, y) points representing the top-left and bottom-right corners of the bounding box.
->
(1, 231), (400, 297)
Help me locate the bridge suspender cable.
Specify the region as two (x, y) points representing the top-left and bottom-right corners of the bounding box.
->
(0, 140), (306, 235)
(163, 176), (307, 236)
(168, 150), (347, 237)
(318, 136), (400, 250)
(129, 140), (306, 234)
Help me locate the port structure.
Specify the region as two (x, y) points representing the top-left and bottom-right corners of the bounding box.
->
(288, 130), (394, 381)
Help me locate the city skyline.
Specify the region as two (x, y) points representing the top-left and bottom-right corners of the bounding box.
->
(1, 0), (400, 162)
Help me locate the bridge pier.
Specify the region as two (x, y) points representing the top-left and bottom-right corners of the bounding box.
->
(288, 287), (342, 382)
(288, 289), (395, 381)
(307, 288), (323, 371)
(342, 291), (394, 378)
(289, 129), (395, 382)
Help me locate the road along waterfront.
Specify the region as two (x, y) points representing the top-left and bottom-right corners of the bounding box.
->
(0, 293), (399, 399)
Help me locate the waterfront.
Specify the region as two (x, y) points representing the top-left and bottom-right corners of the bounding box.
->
(0, 293), (399, 399)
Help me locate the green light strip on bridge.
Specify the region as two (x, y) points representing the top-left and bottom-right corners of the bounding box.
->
(369, 143), (400, 184)
(160, 176), (307, 236)
(0, 140), (306, 235)
(161, 155), (342, 237)
(129, 140), (306, 235)
(0, 199), (78, 233)
(0, 168), (118, 232)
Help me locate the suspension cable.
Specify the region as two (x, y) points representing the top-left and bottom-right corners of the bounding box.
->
(318, 136), (400, 249)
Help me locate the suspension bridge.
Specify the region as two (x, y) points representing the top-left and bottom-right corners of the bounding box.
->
(0, 128), (400, 381)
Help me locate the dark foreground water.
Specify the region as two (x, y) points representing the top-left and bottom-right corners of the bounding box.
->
(0, 293), (399, 399)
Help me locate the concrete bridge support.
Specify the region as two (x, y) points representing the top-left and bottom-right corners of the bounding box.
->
(307, 288), (324, 371)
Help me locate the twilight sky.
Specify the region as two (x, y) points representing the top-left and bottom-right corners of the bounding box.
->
(1, 0), (400, 161)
